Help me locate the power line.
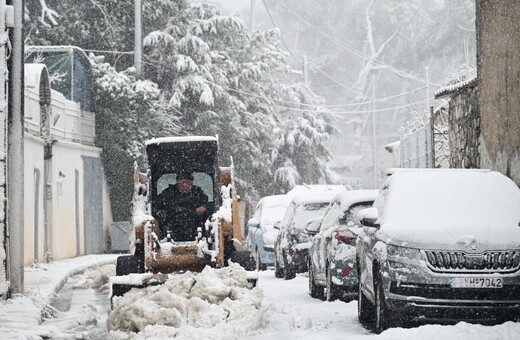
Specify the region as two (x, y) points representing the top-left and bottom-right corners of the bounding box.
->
(262, 0), (296, 60)
(207, 79), (425, 114)
(262, 0), (359, 95)
(143, 58), (426, 114)
(271, 0), (440, 86)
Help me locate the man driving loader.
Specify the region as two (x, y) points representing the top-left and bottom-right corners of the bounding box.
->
(155, 171), (209, 241)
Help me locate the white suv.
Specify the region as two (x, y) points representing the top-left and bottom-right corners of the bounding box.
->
(356, 169), (520, 332)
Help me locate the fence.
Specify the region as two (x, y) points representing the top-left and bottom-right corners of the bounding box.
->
(399, 107), (449, 168)
(24, 87), (96, 146)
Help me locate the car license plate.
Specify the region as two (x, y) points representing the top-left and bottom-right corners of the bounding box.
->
(450, 277), (503, 288)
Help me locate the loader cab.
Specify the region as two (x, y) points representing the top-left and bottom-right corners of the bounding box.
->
(146, 136), (220, 241)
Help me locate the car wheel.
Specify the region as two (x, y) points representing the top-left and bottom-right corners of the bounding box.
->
(274, 254), (284, 278)
(357, 276), (374, 327)
(116, 255), (140, 276)
(374, 274), (391, 333)
(326, 265), (342, 301)
(283, 251), (296, 280)
(308, 262), (324, 299)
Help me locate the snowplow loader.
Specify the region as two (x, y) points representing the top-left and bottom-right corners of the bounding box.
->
(110, 136), (256, 301)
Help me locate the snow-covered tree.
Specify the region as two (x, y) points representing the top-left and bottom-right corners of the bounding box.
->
(25, 0), (334, 209)
(143, 3), (333, 200)
(90, 55), (164, 220)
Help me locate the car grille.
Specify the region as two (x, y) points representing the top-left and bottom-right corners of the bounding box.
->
(424, 250), (520, 273)
(390, 282), (520, 301)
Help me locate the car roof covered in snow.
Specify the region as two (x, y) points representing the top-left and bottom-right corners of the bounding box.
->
(290, 191), (337, 206)
(331, 189), (379, 210)
(286, 184), (347, 198)
(145, 136), (218, 146)
(380, 169), (520, 239)
(256, 194), (292, 209)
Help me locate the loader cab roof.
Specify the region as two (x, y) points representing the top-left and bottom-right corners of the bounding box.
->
(146, 136), (220, 211)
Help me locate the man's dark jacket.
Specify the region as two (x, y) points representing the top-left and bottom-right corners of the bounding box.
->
(156, 184), (208, 212)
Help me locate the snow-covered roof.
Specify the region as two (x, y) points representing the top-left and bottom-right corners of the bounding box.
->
(386, 167), (490, 176)
(286, 184), (347, 198)
(290, 191), (337, 206)
(384, 141), (400, 153)
(256, 194), (292, 225)
(434, 76), (478, 99)
(332, 189), (379, 210)
(381, 169), (520, 245)
(257, 194), (292, 209)
(145, 136), (218, 146)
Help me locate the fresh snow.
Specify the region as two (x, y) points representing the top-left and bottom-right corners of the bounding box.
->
(145, 136), (218, 146)
(1, 256), (520, 339)
(379, 169), (520, 245)
(108, 264), (264, 339)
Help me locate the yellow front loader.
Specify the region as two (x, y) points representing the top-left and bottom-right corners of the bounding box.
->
(111, 136), (256, 300)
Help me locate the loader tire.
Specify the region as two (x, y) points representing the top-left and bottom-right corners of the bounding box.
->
(230, 251), (256, 271)
(116, 255), (140, 276)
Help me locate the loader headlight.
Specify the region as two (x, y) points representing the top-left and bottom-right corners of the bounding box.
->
(386, 245), (422, 261)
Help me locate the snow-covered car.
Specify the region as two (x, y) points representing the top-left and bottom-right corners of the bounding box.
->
(307, 189), (378, 301)
(274, 192), (335, 280)
(356, 169), (520, 333)
(245, 195), (292, 270)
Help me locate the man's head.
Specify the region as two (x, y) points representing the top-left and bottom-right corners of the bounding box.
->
(176, 171), (194, 194)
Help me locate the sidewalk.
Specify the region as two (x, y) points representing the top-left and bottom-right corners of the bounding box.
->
(0, 254), (119, 339)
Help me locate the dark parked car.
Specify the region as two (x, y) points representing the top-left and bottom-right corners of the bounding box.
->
(274, 192), (334, 280)
(356, 169), (520, 333)
(307, 190), (378, 301)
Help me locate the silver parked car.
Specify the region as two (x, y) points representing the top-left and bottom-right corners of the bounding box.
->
(357, 169), (520, 333)
(307, 189), (378, 301)
(274, 192), (334, 280)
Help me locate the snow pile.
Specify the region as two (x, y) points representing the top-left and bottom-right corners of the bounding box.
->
(66, 264), (115, 293)
(108, 263), (265, 339)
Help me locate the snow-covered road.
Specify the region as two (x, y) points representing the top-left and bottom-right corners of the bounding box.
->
(4, 260), (520, 339)
(248, 270), (520, 340)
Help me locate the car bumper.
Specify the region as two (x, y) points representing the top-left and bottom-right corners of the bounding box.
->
(329, 259), (358, 288)
(290, 248), (309, 272)
(329, 245), (358, 288)
(381, 257), (520, 321)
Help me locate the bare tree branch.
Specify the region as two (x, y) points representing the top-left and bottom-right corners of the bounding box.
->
(38, 0), (59, 27)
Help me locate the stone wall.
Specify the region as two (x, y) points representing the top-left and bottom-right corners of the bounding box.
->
(448, 86), (480, 168)
(476, 0), (520, 187)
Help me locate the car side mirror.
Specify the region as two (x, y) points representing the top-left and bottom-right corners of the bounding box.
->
(358, 207), (379, 228)
(304, 218), (321, 236)
(247, 218), (260, 229)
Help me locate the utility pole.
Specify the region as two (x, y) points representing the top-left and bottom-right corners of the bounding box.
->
(134, 0), (142, 78)
(372, 75), (377, 189)
(249, 0), (256, 33)
(425, 66), (430, 114)
(303, 55), (309, 88)
(7, 0), (25, 295)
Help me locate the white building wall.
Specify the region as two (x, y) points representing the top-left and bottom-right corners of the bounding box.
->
(22, 135), (45, 265)
(23, 64), (113, 265)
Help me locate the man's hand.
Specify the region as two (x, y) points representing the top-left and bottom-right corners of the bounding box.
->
(196, 206), (207, 215)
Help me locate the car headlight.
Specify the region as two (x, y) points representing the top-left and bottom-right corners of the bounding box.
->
(386, 245), (423, 261)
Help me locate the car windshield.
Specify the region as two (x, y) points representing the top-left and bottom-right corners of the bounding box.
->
(260, 205), (288, 225)
(341, 202), (373, 226)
